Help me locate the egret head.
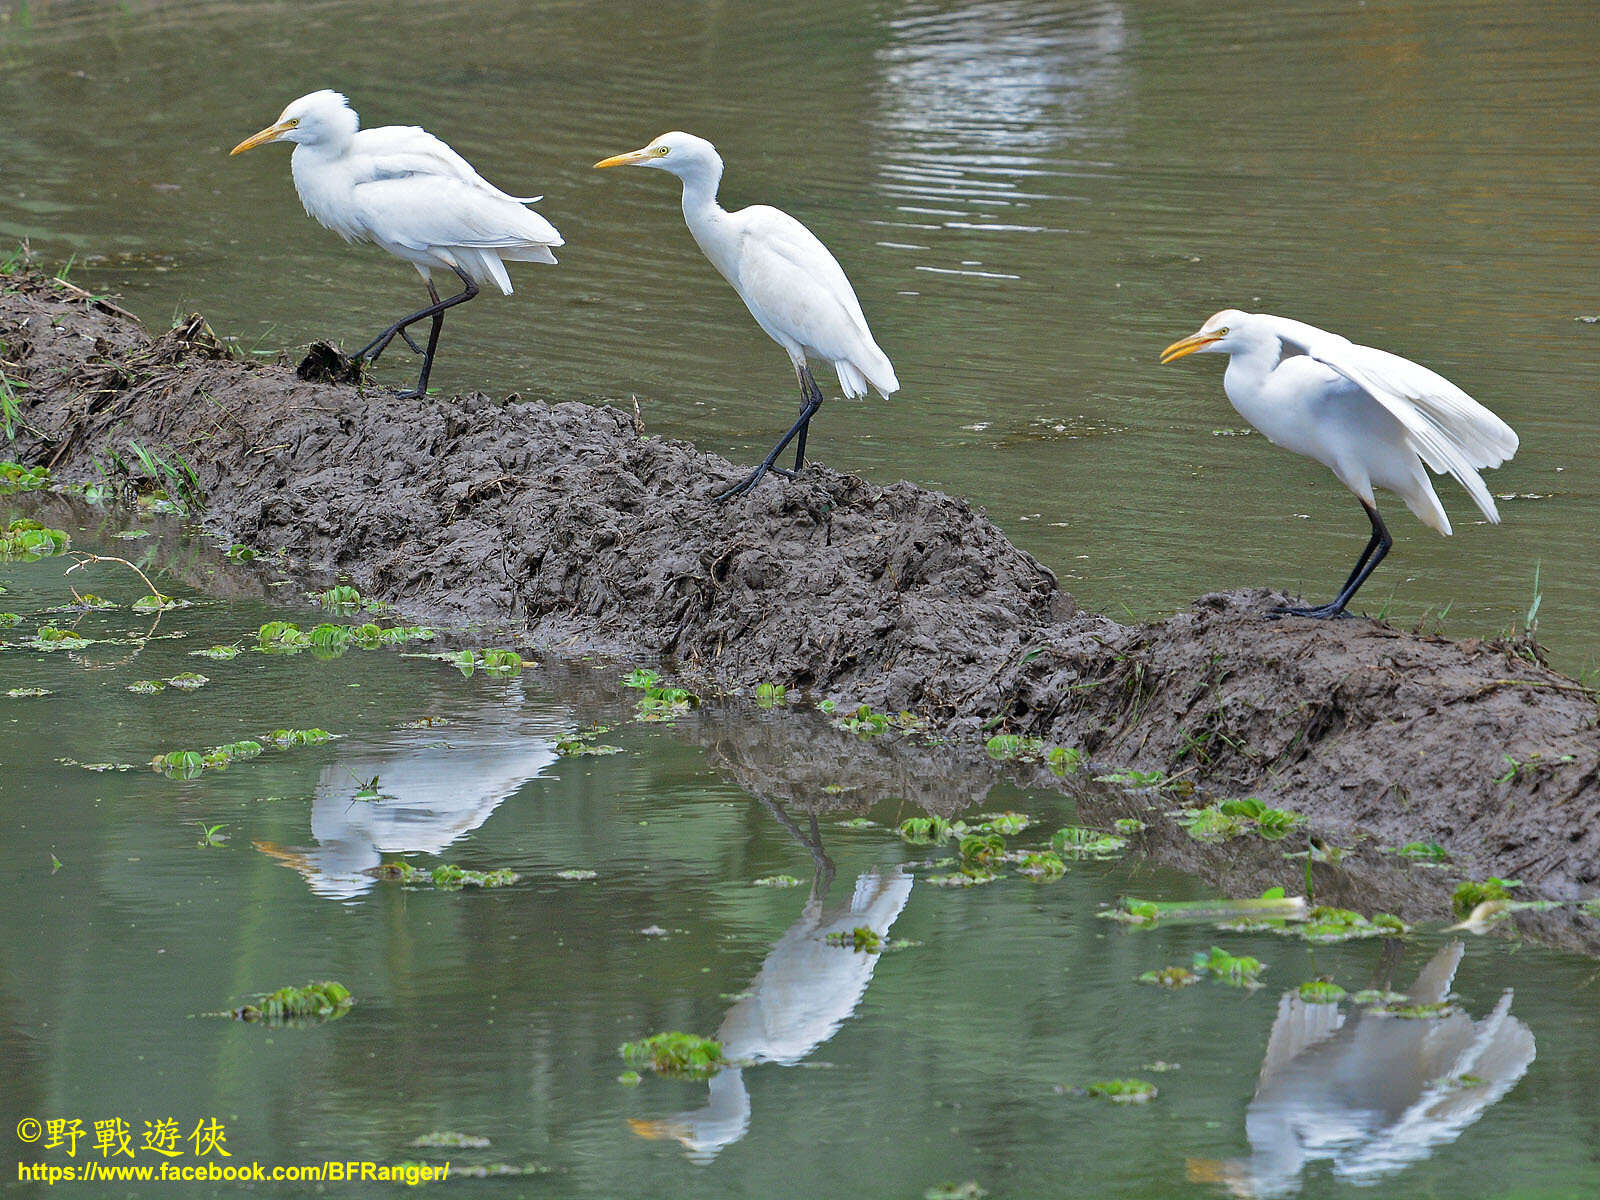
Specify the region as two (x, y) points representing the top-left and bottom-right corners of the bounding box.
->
(594, 131), (722, 182)
(1160, 309), (1250, 363)
(231, 90), (358, 156)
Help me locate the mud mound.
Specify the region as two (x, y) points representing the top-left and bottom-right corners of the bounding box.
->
(3, 271), (1595, 916)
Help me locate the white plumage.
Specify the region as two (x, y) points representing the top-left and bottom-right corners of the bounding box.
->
(1162, 309), (1518, 617)
(232, 90), (561, 397)
(595, 131), (896, 500)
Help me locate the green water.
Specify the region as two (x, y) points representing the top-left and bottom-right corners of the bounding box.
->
(4, 506), (1600, 1198)
(1, 0), (1597, 669)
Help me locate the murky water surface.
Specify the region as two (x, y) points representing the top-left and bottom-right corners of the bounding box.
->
(5, 508), (1600, 1198)
(3, 3), (1600, 1197)
(1, 0), (1596, 666)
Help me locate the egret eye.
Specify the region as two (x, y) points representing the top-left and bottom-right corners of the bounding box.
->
(287, 118), (300, 128)
(657, 146), (670, 156)
(1217, 326), (1229, 335)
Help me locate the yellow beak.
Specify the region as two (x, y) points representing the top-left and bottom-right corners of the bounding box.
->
(230, 121), (296, 156)
(1159, 331), (1223, 364)
(594, 147), (655, 169)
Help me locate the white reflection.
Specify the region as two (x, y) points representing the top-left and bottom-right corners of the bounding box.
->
(875, 0), (1128, 210)
(1191, 941), (1535, 1197)
(631, 866), (914, 1163)
(256, 695), (560, 900)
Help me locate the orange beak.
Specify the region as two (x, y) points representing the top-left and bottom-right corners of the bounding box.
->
(1160, 330), (1223, 364)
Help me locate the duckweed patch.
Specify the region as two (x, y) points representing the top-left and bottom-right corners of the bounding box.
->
(897, 816), (954, 845)
(0, 461), (50, 492)
(0, 518), (69, 560)
(824, 926), (882, 953)
(1178, 797), (1303, 842)
(189, 644), (242, 660)
(262, 620), (436, 657)
(1086, 1079), (1158, 1104)
(619, 1032), (725, 1078)
(232, 980), (352, 1023)
(1453, 877), (1522, 917)
(1102, 890), (1306, 927)
(1051, 825), (1127, 858)
(1293, 906), (1407, 942)
(1138, 966), (1200, 988)
(373, 863), (519, 889)
(752, 875), (802, 888)
(1298, 980), (1347, 1003)
(1014, 851), (1067, 880)
(1383, 841), (1449, 862)
(1192, 946), (1265, 987)
(266, 727), (335, 746)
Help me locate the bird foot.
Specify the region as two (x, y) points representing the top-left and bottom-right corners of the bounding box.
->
(712, 463), (775, 503)
(1267, 603), (1352, 621)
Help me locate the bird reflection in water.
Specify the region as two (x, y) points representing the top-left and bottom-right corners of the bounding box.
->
(1190, 940), (1535, 1197)
(255, 698), (560, 900)
(631, 799), (913, 1163)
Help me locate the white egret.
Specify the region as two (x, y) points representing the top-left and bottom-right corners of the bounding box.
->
(231, 90), (562, 398)
(1161, 310), (1518, 618)
(594, 132), (897, 501)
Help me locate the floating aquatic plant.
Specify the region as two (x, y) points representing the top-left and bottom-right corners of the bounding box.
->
(621, 667), (663, 689)
(1297, 980), (1347, 1003)
(315, 584), (365, 611)
(1046, 746), (1085, 775)
(5, 686), (50, 698)
(619, 1032), (725, 1078)
(1086, 1079), (1158, 1104)
(1452, 876), (1522, 918)
(1051, 825), (1127, 858)
(752, 875), (802, 888)
(1293, 906), (1407, 943)
(267, 727), (334, 746)
(896, 816), (954, 845)
(1178, 797), (1303, 842)
(1014, 851), (1067, 880)
(194, 821), (228, 848)
(1102, 888), (1307, 927)
(634, 681), (697, 722)
(224, 543), (258, 561)
(0, 518), (68, 560)
(189, 644), (242, 660)
(372, 863), (519, 889)
(835, 703), (891, 735)
(1192, 946), (1265, 987)
(824, 926), (882, 953)
(753, 681), (788, 707)
(985, 733), (1044, 761)
(556, 869), (598, 881)
(555, 732), (623, 756)
(1382, 841), (1448, 862)
(0, 461), (49, 492)
(232, 980), (352, 1023)
(1138, 966), (1200, 988)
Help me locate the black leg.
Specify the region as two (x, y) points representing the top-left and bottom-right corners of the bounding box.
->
(352, 267), (480, 395)
(791, 365), (824, 473)
(713, 389), (824, 503)
(1272, 500), (1392, 620)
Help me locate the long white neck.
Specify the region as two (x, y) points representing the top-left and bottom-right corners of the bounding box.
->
(677, 155), (726, 234)
(1222, 334), (1282, 404)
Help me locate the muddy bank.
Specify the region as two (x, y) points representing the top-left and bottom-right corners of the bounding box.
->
(3, 270), (1597, 921)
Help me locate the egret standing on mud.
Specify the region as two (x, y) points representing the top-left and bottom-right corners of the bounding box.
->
(231, 91), (562, 398)
(594, 132), (897, 501)
(1161, 311), (1518, 618)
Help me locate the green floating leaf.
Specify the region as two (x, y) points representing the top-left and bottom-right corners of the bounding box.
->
(619, 1032), (725, 1078)
(190, 644), (242, 660)
(1298, 980), (1347, 1004)
(1138, 966), (1200, 988)
(823, 926), (882, 953)
(752, 875), (802, 888)
(1192, 945), (1265, 987)
(1086, 1079), (1157, 1104)
(896, 816), (953, 845)
(1452, 877), (1522, 918)
(1051, 825), (1127, 858)
(232, 980), (352, 1023)
(267, 727), (334, 747)
(0, 518), (69, 562)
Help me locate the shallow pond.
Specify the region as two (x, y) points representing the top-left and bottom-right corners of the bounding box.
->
(4, 503), (1600, 1198)
(1, 0), (1597, 669)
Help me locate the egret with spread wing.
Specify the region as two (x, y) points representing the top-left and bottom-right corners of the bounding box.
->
(232, 90), (561, 398)
(594, 132), (897, 501)
(1161, 310), (1518, 618)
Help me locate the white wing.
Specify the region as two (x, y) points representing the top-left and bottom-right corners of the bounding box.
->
(353, 175), (561, 252)
(352, 124), (543, 204)
(1267, 315), (1518, 522)
(729, 205), (898, 397)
